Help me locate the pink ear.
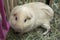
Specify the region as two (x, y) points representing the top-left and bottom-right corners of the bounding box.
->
(13, 13), (17, 16)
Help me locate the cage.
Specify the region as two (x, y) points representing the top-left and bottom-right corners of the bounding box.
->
(0, 0), (60, 40)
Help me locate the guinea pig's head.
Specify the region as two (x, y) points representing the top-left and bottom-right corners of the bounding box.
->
(9, 6), (35, 32)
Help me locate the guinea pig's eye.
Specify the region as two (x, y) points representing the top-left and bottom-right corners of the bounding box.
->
(24, 17), (31, 22)
(24, 19), (27, 22)
(15, 17), (17, 21)
(13, 14), (17, 20)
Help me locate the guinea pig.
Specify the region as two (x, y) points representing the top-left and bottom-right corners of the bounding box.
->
(9, 2), (54, 35)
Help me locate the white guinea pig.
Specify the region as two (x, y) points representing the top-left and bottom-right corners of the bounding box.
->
(9, 2), (54, 35)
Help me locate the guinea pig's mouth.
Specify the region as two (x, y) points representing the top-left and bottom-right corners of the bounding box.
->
(13, 30), (20, 34)
(12, 26), (22, 35)
(12, 30), (20, 35)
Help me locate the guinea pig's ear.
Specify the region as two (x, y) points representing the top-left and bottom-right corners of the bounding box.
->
(13, 13), (17, 16)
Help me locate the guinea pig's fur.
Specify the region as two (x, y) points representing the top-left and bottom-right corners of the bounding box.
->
(9, 2), (54, 35)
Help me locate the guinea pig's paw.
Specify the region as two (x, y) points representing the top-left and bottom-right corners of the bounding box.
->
(42, 29), (50, 35)
(42, 23), (51, 35)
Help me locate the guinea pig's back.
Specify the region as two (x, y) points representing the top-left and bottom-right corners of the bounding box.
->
(22, 2), (54, 22)
(23, 2), (54, 18)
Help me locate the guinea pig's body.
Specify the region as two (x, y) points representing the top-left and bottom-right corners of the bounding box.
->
(9, 2), (54, 35)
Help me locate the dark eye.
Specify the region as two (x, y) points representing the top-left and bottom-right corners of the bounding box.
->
(24, 17), (31, 22)
(15, 17), (17, 21)
(24, 19), (27, 22)
(13, 14), (17, 20)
